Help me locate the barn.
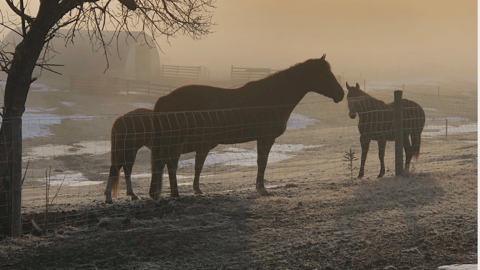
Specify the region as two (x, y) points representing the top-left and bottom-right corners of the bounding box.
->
(2, 30), (161, 82)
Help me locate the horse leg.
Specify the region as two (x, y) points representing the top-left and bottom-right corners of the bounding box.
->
(104, 164), (122, 204)
(403, 135), (413, 175)
(124, 150), (139, 201)
(377, 140), (386, 178)
(193, 147), (210, 195)
(165, 156), (181, 197)
(358, 136), (370, 179)
(150, 135), (165, 200)
(256, 138), (275, 196)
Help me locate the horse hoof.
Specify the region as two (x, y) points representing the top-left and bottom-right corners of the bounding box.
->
(105, 199), (113, 204)
(149, 193), (161, 200)
(194, 190), (203, 195)
(257, 188), (270, 196)
(171, 192), (180, 198)
(131, 195), (139, 201)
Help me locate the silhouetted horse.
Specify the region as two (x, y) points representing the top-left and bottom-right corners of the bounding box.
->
(104, 108), (212, 204)
(346, 82), (425, 178)
(150, 55), (344, 198)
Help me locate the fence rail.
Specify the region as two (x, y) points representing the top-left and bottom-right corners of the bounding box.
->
(70, 76), (174, 96)
(159, 65), (210, 80)
(231, 66), (342, 85)
(231, 66), (278, 82)
(2, 87), (478, 237)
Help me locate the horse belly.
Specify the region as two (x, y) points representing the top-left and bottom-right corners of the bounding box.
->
(190, 123), (285, 145)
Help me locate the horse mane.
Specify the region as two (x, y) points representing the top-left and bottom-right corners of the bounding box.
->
(241, 58), (331, 88)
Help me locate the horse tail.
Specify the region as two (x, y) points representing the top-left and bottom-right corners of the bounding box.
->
(412, 102), (425, 161)
(412, 134), (421, 161)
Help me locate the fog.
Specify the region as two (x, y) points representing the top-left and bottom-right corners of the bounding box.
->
(0, 0), (477, 82)
(155, 0), (477, 81)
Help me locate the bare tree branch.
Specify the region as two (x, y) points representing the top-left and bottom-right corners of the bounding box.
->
(0, 0), (215, 78)
(4, 0), (34, 25)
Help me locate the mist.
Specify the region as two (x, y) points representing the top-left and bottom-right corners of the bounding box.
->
(154, 0), (477, 82)
(0, 0), (476, 83)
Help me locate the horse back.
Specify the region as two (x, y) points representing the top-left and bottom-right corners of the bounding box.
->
(358, 99), (425, 140)
(111, 108), (155, 151)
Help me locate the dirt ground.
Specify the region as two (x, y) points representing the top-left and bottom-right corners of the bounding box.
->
(0, 79), (477, 269)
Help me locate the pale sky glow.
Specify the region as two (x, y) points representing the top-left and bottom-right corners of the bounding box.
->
(0, 0), (477, 80)
(156, 0), (477, 80)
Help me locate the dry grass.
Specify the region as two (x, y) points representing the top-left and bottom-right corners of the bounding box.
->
(0, 79), (476, 269)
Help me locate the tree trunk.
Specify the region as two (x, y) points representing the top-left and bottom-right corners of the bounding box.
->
(0, 4), (60, 235)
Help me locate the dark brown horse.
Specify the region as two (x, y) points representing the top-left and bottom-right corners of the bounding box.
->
(346, 82), (425, 178)
(150, 55), (345, 198)
(104, 108), (212, 204)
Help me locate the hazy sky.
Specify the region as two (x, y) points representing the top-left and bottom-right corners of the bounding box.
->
(156, 0), (477, 80)
(0, 0), (477, 81)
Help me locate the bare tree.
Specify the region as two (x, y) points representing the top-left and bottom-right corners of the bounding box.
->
(0, 0), (215, 236)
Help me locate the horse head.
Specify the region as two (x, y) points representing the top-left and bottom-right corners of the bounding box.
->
(308, 55), (344, 103)
(346, 82), (362, 119)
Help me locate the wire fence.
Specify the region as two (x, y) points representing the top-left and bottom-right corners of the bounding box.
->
(1, 88), (477, 235)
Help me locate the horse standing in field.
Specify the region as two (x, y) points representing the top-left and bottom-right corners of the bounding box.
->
(150, 55), (345, 199)
(346, 82), (425, 178)
(104, 108), (214, 204)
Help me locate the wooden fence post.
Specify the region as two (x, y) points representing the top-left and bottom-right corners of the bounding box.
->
(11, 117), (22, 237)
(394, 90), (404, 176)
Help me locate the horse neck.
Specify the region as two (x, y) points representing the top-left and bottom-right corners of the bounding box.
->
(243, 70), (310, 109)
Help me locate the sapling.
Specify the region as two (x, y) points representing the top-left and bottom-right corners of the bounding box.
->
(343, 148), (358, 179)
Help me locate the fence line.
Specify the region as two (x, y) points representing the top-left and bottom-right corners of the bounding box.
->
(231, 66), (279, 82)
(70, 76), (174, 96)
(231, 66), (343, 85)
(159, 65), (210, 80)
(2, 90), (477, 235)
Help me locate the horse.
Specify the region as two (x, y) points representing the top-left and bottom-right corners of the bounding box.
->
(103, 108), (213, 204)
(149, 55), (345, 198)
(346, 82), (425, 178)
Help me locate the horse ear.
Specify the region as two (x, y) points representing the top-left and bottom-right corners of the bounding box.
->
(346, 82), (350, 88)
(355, 83), (360, 89)
(321, 54), (326, 60)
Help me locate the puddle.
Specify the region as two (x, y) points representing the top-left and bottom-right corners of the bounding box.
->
(24, 140), (110, 161)
(132, 103), (154, 108)
(0, 113), (96, 139)
(30, 83), (60, 92)
(423, 124), (477, 137)
(179, 144), (323, 167)
(37, 172), (103, 187)
(19, 108), (316, 140)
(287, 113), (319, 130)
